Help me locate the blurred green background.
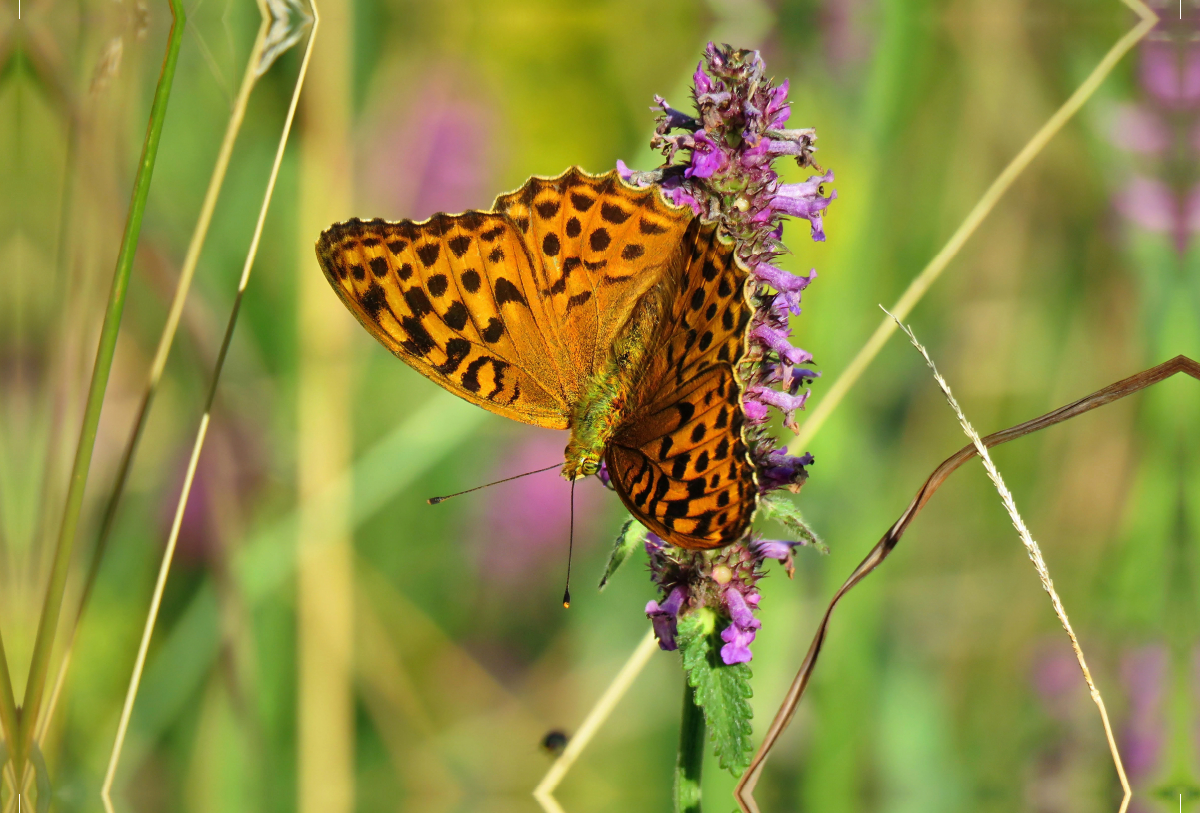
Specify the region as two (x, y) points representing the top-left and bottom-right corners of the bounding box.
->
(2, 0), (1198, 811)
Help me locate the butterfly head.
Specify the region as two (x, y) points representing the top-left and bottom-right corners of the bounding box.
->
(562, 453), (601, 481)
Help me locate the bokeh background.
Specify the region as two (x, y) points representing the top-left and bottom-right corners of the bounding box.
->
(2, 0), (1198, 811)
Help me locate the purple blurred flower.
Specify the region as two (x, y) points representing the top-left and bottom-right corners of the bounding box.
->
(474, 431), (600, 588)
(1119, 645), (1167, 781)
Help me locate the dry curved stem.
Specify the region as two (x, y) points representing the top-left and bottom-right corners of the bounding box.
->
(735, 354), (1200, 813)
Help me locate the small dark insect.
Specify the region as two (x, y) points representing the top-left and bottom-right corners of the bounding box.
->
(540, 729), (569, 756)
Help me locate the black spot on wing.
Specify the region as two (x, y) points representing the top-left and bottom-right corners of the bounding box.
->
(570, 192), (595, 211)
(461, 269), (481, 293)
(428, 274), (449, 297)
(398, 263), (414, 281)
(444, 300), (469, 331)
(434, 338), (471, 374)
(417, 243), (440, 267)
(495, 278), (528, 307)
(482, 317), (504, 343)
(535, 199), (561, 219)
(488, 247), (504, 263)
(621, 244), (644, 261)
(404, 288), (433, 317)
(461, 357), (488, 393)
(400, 316), (436, 355)
(566, 217), (581, 237)
(360, 283), (386, 317)
(639, 217), (667, 235)
(672, 453), (691, 480)
(659, 436), (674, 459)
(566, 290), (592, 310)
(543, 233), (561, 257)
(601, 202), (631, 224)
(480, 225), (505, 242)
(351, 264), (366, 281)
(589, 228), (611, 252)
(387, 240), (407, 254)
(369, 257), (388, 278)
(448, 234), (472, 258)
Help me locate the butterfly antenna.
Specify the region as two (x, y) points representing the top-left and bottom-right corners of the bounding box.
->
(562, 478), (575, 609)
(426, 463), (560, 505)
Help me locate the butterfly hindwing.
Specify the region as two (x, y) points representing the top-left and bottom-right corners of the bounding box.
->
(316, 214), (571, 429)
(607, 366), (755, 549)
(607, 221), (758, 549)
(492, 168), (694, 403)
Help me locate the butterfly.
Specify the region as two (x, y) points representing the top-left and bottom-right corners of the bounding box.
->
(316, 167), (757, 550)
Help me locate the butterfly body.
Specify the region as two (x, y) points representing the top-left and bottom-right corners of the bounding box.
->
(317, 168), (758, 550)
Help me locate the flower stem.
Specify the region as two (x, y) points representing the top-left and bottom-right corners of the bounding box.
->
(674, 678), (706, 813)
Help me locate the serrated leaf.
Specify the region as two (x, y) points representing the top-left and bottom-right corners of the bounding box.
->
(677, 610), (754, 775)
(759, 492), (827, 553)
(598, 517), (648, 590)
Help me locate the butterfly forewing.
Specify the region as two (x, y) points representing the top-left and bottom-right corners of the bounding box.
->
(317, 214), (571, 429)
(606, 221), (758, 550)
(493, 169), (694, 401)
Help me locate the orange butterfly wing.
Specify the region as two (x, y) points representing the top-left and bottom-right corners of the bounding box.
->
(316, 212), (572, 428)
(604, 221), (758, 550)
(491, 168), (695, 404)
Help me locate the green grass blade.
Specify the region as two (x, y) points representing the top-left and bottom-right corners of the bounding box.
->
(15, 0), (187, 775)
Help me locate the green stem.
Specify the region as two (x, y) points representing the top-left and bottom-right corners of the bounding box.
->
(14, 0), (186, 777)
(675, 679), (706, 813)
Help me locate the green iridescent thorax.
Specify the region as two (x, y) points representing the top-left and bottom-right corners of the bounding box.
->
(561, 280), (673, 480)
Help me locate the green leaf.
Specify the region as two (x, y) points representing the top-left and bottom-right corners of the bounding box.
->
(598, 517), (648, 590)
(677, 609), (754, 775)
(758, 492), (827, 553)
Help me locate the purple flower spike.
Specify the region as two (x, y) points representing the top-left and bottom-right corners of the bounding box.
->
(742, 399), (770, 423)
(764, 80), (790, 127)
(685, 131), (727, 179)
(720, 625), (756, 664)
(632, 43), (833, 677)
(771, 171), (837, 242)
(751, 538), (804, 561)
(745, 386), (810, 431)
(724, 587), (762, 631)
(719, 588), (761, 664)
(655, 95), (702, 133)
(646, 585), (687, 651)
(750, 322), (814, 367)
(753, 263), (815, 315)
(757, 450), (814, 493)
